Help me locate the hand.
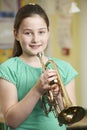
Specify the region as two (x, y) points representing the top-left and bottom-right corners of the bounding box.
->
(36, 69), (59, 95)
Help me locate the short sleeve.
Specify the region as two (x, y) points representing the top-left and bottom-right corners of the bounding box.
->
(49, 58), (78, 86)
(62, 63), (78, 85)
(0, 63), (17, 86)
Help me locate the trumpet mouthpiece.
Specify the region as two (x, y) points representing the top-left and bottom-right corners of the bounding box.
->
(37, 52), (43, 58)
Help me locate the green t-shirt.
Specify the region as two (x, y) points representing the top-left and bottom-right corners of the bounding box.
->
(0, 57), (78, 130)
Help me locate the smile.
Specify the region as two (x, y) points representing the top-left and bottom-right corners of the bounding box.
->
(29, 45), (41, 49)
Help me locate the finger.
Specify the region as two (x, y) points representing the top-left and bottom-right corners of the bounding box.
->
(45, 69), (57, 77)
(49, 78), (58, 85)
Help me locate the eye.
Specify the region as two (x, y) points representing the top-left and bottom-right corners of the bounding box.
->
(39, 30), (46, 35)
(24, 31), (32, 35)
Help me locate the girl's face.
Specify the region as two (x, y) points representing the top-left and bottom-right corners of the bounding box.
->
(14, 15), (49, 56)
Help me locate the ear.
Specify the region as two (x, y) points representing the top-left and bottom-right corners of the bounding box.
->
(13, 29), (19, 41)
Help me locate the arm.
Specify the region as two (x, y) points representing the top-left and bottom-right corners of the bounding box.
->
(65, 79), (77, 105)
(0, 78), (41, 128)
(0, 69), (58, 128)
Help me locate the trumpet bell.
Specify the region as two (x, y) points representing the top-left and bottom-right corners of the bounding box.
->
(58, 106), (85, 126)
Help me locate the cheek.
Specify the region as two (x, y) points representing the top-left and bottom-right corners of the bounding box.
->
(43, 35), (49, 45)
(42, 40), (48, 50)
(43, 33), (49, 42)
(19, 38), (28, 49)
(20, 36), (29, 45)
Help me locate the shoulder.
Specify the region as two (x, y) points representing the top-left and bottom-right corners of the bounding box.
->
(0, 57), (25, 78)
(0, 57), (23, 71)
(0, 57), (19, 67)
(0, 57), (21, 85)
(49, 57), (72, 69)
(48, 57), (78, 85)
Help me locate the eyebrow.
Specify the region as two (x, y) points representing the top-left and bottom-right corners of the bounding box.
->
(23, 27), (47, 31)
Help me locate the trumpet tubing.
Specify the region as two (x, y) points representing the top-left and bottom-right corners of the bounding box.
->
(37, 53), (85, 126)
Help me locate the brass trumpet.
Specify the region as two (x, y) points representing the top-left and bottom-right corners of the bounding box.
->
(37, 53), (85, 126)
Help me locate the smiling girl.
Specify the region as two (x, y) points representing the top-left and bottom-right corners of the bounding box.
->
(0, 4), (78, 130)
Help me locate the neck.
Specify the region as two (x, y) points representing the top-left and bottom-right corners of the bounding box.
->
(19, 53), (48, 68)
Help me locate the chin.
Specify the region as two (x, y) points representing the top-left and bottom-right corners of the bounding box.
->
(28, 49), (43, 56)
(29, 52), (38, 56)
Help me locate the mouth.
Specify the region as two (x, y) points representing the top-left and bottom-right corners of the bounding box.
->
(29, 44), (41, 49)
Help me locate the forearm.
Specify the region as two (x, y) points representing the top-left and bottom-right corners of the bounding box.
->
(5, 82), (41, 128)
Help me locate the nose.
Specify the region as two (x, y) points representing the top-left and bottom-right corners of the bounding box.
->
(32, 33), (39, 43)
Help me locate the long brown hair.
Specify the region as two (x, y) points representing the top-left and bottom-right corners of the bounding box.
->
(12, 4), (49, 57)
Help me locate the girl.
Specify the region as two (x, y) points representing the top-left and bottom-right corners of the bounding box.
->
(0, 4), (78, 130)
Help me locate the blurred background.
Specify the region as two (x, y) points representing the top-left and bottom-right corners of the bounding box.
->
(0, 0), (87, 129)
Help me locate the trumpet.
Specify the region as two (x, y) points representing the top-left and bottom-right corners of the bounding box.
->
(37, 53), (85, 126)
